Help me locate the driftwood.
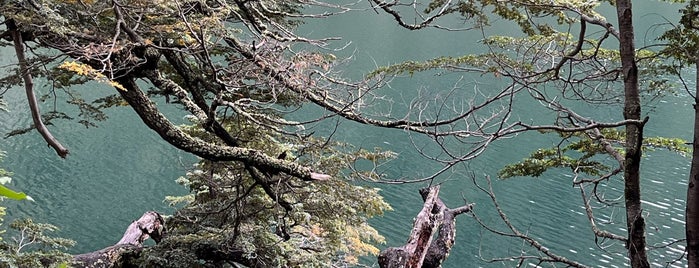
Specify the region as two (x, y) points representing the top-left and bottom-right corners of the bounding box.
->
(378, 186), (473, 268)
(73, 211), (164, 268)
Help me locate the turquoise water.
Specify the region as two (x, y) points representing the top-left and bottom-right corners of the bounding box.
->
(296, 1), (692, 267)
(0, 1), (693, 267)
(0, 78), (193, 251)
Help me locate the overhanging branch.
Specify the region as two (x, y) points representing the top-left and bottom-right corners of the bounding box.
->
(9, 20), (69, 158)
(115, 76), (329, 182)
(515, 118), (646, 134)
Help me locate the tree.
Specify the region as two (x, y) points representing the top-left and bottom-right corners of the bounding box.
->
(660, 1), (699, 266)
(0, 1), (512, 264)
(615, 1), (650, 267)
(0, 0), (691, 267)
(0, 0), (399, 266)
(367, 0), (687, 267)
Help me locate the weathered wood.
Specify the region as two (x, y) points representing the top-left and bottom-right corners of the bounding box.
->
(378, 186), (473, 268)
(73, 244), (141, 268)
(116, 211), (165, 245)
(378, 186), (442, 268)
(423, 204), (472, 268)
(73, 211), (164, 268)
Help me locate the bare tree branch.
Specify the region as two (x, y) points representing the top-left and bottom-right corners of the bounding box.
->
(580, 185), (628, 242)
(471, 175), (590, 268)
(9, 20), (69, 158)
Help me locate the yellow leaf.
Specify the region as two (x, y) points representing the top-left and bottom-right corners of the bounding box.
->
(59, 61), (127, 91)
(108, 80), (127, 91)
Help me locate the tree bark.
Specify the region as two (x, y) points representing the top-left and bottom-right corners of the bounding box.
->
(73, 211), (164, 268)
(378, 186), (473, 268)
(687, 58), (699, 268)
(114, 76), (330, 182)
(615, 1), (650, 267)
(8, 20), (69, 158)
(421, 197), (473, 267)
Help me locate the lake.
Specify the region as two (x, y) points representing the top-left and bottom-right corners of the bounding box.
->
(0, 1), (693, 267)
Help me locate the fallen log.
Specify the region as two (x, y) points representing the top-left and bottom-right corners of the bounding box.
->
(73, 211), (164, 268)
(378, 186), (473, 268)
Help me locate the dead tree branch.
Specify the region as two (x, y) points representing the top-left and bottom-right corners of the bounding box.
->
(378, 186), (473, 268)
(9, 20), (69, 158)
(74, 211), (164, 267)
(471, 175), (589, 268)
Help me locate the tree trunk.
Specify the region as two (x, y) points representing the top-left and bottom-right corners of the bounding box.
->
(73, 211), (164, 268)
(615, 1), (650, 267)
(378, 186), (473, 268)
(687, 59), (699, 268)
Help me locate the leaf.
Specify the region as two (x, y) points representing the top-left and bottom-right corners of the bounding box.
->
(0, 184), (32, 201)
(59, 61), (127, 91)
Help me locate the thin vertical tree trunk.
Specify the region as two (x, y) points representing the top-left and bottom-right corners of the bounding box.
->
(615, 1), (650, 267)
(686, 58), (699, 268)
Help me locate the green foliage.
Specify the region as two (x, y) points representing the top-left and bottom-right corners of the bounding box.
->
(367, 54), (504, 78)
(147, 115), (393, 266)
(475, 0), (603, 35)
(0, 183), (32, 202)
(498, 131), (612, 179)
(659, 0), (699, 65)
(0, 151), (73, 267)
(369, 32), (601, 78)
(643, 136), (690, 155)
(443, 0), (691, 210)
(425, 0), (484, 22)
(0, 151), (11, 243)
(0, 219), (75, 268)
(499, 129), (689, 179)
(4, 0), (689, 266)
(0, 0), (395, 262)
(0, 153), (32, 202)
